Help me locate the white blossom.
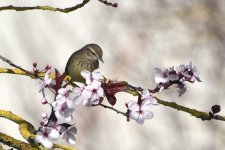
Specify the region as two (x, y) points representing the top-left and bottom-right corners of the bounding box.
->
(38, 70), (53, 97)
(141, 89), (158, 105)
(55, 88), (75, 109)
(74, 70), (105, 106)
(60, 126), (77, 145)
(52, 102), (75, 121)
(81, 84), (104, 106)
(41, 112), (48, 119)
(188, 62), (201, 82)
(127, 99), (154, 124)
(168, 69), (179, 81)
(81, 70), (103, 86)
(154, 68), (169, 84)
(35, 127), (60, 149)
(177, 62), (201, 82)
(51, 87), (76, 121)
(177, 84), (187, 96)
(72, 87), (84, 105)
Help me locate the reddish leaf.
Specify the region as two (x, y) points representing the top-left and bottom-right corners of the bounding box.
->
(105, 81), (128, 95)
(52, 69), (66, 91)
(103, 80), (128, 106)
(106, 94), (117, 106)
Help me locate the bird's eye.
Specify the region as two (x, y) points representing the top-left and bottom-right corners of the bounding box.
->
(91, 51), (96, 56)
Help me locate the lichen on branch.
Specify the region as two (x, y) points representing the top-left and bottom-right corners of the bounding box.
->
(0, 110), (78, 149)
(0, 131), (37, 150)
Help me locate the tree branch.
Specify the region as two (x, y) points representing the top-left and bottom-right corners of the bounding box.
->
(0, 110), (38, 149)
(0, 0), (91, 13)
(156, 98), (225, 121)
(1, 53), (225, 122)
(1, 54), (225, 123)
(0, 132), (37, 150)
(0, 55), (40, 79)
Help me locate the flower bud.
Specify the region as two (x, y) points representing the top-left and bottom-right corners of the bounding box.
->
(41, 112), (48, 119)
(41, 98), (48, 104)
(45, 64), (51, 70)
(113, 3), (118, 7)
(211, 105), (221, 114)
(33, 62), (37, 68)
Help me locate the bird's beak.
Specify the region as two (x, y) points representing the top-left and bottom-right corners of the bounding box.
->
(99, 57), (104, 63)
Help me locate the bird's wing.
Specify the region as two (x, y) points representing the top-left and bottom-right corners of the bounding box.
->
(65, 50), (80, 74)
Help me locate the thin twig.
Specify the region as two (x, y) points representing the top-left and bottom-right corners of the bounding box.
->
(0, 55), (41, 79)
(99, 104), (127, 116)
(98, 0), (118, 7)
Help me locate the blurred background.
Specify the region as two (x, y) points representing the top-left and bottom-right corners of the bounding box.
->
(0, 0), (225, 149)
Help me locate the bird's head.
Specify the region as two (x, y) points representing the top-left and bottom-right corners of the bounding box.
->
(83, 44), (103, 63)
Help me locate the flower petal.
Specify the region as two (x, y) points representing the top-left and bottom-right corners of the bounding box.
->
(141, 99), (151, 110)
(136, 115), (145, 124)
(128, 101), (139, 112)
(129, 111), (139, 120)
(81, 70), (91, 79)
(143, 110), (154, 119)
(58, 88), (67, 95)
(92, 70), (102, 80)
(48, 129), (60, 141)
(35, 132), (44, 143)
(42, 138), (53, 149)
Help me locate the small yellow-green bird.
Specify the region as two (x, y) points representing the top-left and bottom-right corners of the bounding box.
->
(65, 44), (103, 83)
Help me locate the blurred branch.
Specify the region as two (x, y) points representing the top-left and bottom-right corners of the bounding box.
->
(0, 0), (90, 13)
(0, 110), (77, 150)
(0, 143), (3, 150)
(0, 0), (118, 13)
(98, 0), (118, 7)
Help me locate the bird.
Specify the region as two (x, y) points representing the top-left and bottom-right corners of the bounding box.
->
(65, 44), (103, 83)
